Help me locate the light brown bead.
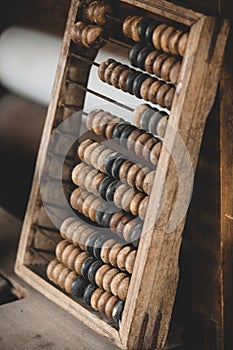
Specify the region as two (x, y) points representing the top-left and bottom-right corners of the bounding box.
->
(96, 113), (113, 136)
(109, 243), (124, 267)
(56, 240), (70, 262)
(60, 217), (77, 240)
(161, 57), (177, 82)
(82, 194), (96, 217)
(138, 196), (149, 220)
(104, 119), (122, 139)
(152, 24), (168, 50)
(122, 16), (136, 38)
(102, 268), (119, 292)
(46, 259), (58, 281)
(92, 111), (108, 135)
(130, 192), (146, 216)
(156, 115), (168, 138)
(88, 197), (103, 221)
(90, 172), (106, 195)
(134, 133), (152, 158)
(91, 288), (105, 311)
(125, 250), (136, 274)
(156, 84), (172, 108)
(72, 225), (85, 246)
(70, 188), (82, 212)
(52, 263), (64, 282)
(161, 26), (176, 53)
(77, 139), (94, 160)
(119, 160), (134, 181)
(90, 144), (106, 169)
(114, 183), (130, 208)
(153, 53), (169, 77)
(178, 32), (188, 56)
(83, 142), (100, 165)
(140, 77), (155, 101)
(116, 216), (133, 238)
(118, 68), (132, 92)
(64, 271), (78, 293)
(104, 61), (119, 85)
(121, 188), (136, 212)
(71, 163), (83, 186)
(98, 59), (116, 82)
(86, 109), (101, 130)
(104, 295), (118, 319)
(168, 29), (183, 55)
(74, 252), (89, 275)
(93, 1), (112, 25)
(169, 60), (181, 85)
(142, 137), (158, 161)
(150, 141), (162, 164)
(117, 246), (132, 271)
(144, 50), (160, 74)
(132, 104), (150, 127)
(84, 168), (99, 193)
(110, 272), (127, 296)
(109, 212), (125, 230)
(123, 218), (140, 242)
(65, 220), (83, 244)
(98, 292), (112, 314)
(61, 244), (76, 266)
(57, 266), (71, 289)
(111, 64), (127, 89)
(118, 277), (130, 300)
(143, 170), (156, 194)
(71, 22), (85, 46)
(135, 166), (150, 192)
(127, 129), (144, 152)
(97, 148), (114, 172)
(84, 1), (96, 22)
(79, 227), (94, 250)
(100, 239), (119, 264)
(165, 86), (175, 110)
(130, 16), (143, 42)
(148, 81), (163, 104)
(126, 163), (141, 187)
(66, 248), (82, 271)
(95, 264), (112, 289)
(74, 164), (92, 189)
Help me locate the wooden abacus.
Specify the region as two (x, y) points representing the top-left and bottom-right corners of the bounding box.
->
(15, 0), (229, 349)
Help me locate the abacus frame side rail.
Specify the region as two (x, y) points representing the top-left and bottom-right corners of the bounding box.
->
(119, 15), (229, 350)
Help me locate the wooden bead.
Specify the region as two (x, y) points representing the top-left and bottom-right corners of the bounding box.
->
(178, 32), (188, 56)
(120, 125), (137, 148)
(67, 248), (82, 271)
(95, 264), (112, 289)
(140, 77), (155, 101)
(74, 165), (92, 188)
(98, 292), (112, 314)
(135, 166), (150, 192)
(126, 163), (141, 187)
(86, 25), (108, 49)
(122, 16), (136, 38)
(134, 133), (152, 158)
(164, 86), (175, 110)
(70, 189), (82, 212)
(148, 110), (166, 135)
(83, 284), (98, 306)
(126, 71), (141, 95)
(161, 26), (176, 53)
(90, 144), (106, 169)
(90, 173), (106, 196)
(153, 53), (169, 77)
(79, 227), (94, 250)
(127, 129), (144, 152)
(131, 16), (143, 42)
(144, 50), (160, 74)
(82, 194), (96, 217)
(64, 271), (78, 293)
(168, 29), (183, 55)
(81, 257), (95, 279)
(52, 263), (64, 282)
(143, 170), (156, 194)
(104, 61), (119, 85)
(105, 118), (123, 139)
(156, 115), (168, 138)
(161, 56), (177, 82)
(71, 22), (85, 46)
(109, 244), (124, 267)
(145, 22), (158, 44)
(112, 122), (130, 141)
(130, 192), (146, 216)
(121, 188), (136, 212)
(100, 239), (119, 264)
(152, 24), (168, 50)
(112, 157), (128, 180)
(137, 46), (154, 71)
(122, 218), (141, 242)
(86, 109), (101, 130)
(72, 224), (85, 246)
(129, 43), (145, 67)
(132, 104), (150, 127)
(116, 215), (134, 238)
(133, 74), (150, 98)
(92, 110), (109, 135)
(93, 1), (112, 25)
(148, 80), (163, 104)
(71, 276), (89, 299)
(93, 235), (110, 258)
(60, 217), (77, 240)
(109, 212), (125, 230)
(138, 18), (153, 40)
(71, 163), (82, 186)
(88, 197), (103, 221)
(83, 142), (100, 165)
(58, 267), (71, 289)
(114, 183), (129, 208)
(96, 113), (113, 136)
(138, 196), (149, 220)
(56, 240), (70, 262)
(64, 220), (81, 243)
(112, 300), (124, 324)
(77, 139), (94, 160)
(156, 84), (172, 108)
(105, 295), (119, 319)
(111, 65), (127, 89)
(139, 107), (156, 130)
(74, 252), (89, 275)
(110, 272), (127, 296)
(84, 168), (99, 194)
(61, 244), (77, 266)
(118, 68), (132, 92)
(98, 59), (116, 82)
(88, 260), (104, 284)
(91, 288), (105, 311)
(85, 232), (101, 255)
(118, 277), (130, 300)
(117, 246), (132, 271)
(102, 268), (119, 292)
(119, 160), (134, 181)
(46, 259), (58, 281)
(142, 137), (158, 160)
(125, 250), (136, 274)
(97, 148), (114, 172)
(169, 60), (181, 85)
(106, 180), (119, 202)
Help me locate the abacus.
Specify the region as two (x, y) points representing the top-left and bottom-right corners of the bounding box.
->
(15, 0), (229, 349)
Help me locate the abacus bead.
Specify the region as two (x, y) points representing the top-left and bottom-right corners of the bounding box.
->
(127, 129), (144, 152)
(74, 165), (91, 189)
(112, 300), (124, 324)
(145, 22), (158, 45)
(144, 50), (160, 73)
(85, 232), (101, 255)
(82, 194), (96, 217)
(126, 71), (141, 95)
(74, 252), (89, 275)
(152, 24), (167, 50)
(126, 163), (141, 187)
(84, 1), (96, 22)
(93, 235), (110, 259)
(95, 202), (117, 227)
(137, 46), (154, 71)
(121, 188), (136, 212)
(81, 25), (92, 48)
(156, 84), (172, 108)
(109, 244), (124, 267)
(133, 74), (150, 99)
(91, 173), (107, 196)
(105, 119), (123, 139)
(134, 133), (152, 157)
(77, 139), (94, 160)
(148, 111), (166, 134)
(98, 292), (112, 314)
(122, 16), (136, 38)
(60, 217), (76, 239)
(86, 109), (101, 130)
(71, 276), (89, 299)
(64, 271), (78, 293)
(83, 284), (97, 306)
(98, 59), (116, 82)
(132, 104), (150, 127)
(91, 111), (108, 135)
(112, 157), (128, 180)
(153, 53), (169, 77)
(86, 26), (107, 49)
(169, 60), (181, 85)
(169, 29), (183, 55)
(138, 196), (149, 220)
(143, 170), (156, 194)
(109, 212), (125, 230)
(97, 113), (113, 136)
(116, 215), (134, 238)
(85, 169), (99, 193)
(117, 246), (132, 271)
(93, 1), (112, 25)
(110, 272), (127, 296)
(72, 224), (85, 246)
(130, 192), (146, 216)
(125, 250), (136, 274)
(156, 116), (168, 137)
(120, 125), (138, 148)
(112, 122), (130, 141)
(58, 267), (71, 289)
(61, 244), (77, 266)
(129, 43), (145, 67)
(118, 277), (130, 300)
(111, 65), (127, 89)
(161, 57), (177, 82)
(164, 86), (175, 110)
(122, 218), (141, 242)
(102, 268), (119, 292)
(140, 77), (156, 101)
(52, 263), (65, 282)
(95, 264), (112, 289)
(105, 152), (119, 176)
(71, 22), (85, 45)
(140, 108), (155, 130)
(148, 81), (163, 104)
(131, 224), (142, 247)
(66, 220), (84, 243)
(71, 163), (82, 185)
(119, 160), (134, 181)
(67, 248), (82, 270)
(99, 176), (114, 200)
(114, 183), (129, 208)
(46, 260), (58, 281)
(98, 148), (114, 172)
(104, 61), (119, 85)
(106, 180), (119, 202)
(84, 142), (99, 165)
(56, 240), (70, 261)
(105, 296), (119, 319)
(118, 68), (132, 92)
(79, 228), (95, 250)
(91, 288), (105, 311)
(100, 239), (118, 264)
(178, 32), (188, 56)
(81, 256), (95, 280)
(142, 137), (158, 160)
(131, 16), (143, 42)
(138, 18), (153, 40)
(135, 166), (150, 192)
(161, 26), (176, 53)
(88, 260), (104, 284)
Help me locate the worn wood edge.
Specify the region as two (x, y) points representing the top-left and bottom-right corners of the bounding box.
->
(120, 0), (202, 26)
(14, 264), (123, 348)
(120, 15), (229, 350)
(15, 0), (79, 271)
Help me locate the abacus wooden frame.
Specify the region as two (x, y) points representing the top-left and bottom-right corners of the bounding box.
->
(15, 0), (229, 349)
